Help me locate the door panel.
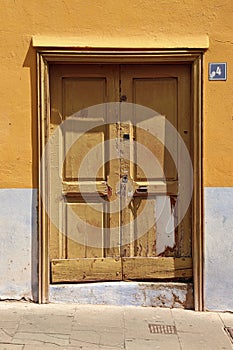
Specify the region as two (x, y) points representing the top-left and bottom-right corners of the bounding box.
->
(120, 65), (192, 278)
(134, 77), (177, 180)
(121, 197), (157, 258)
(66, 201), (105, 258)
(63, 78), (106, 181)
(49, 63), (192, 283)
(49, 64), (122, 280)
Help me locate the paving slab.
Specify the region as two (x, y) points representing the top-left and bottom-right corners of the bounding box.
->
(124, 306), (174, 340)
(0, 328), (13, 343)
(0, 310), (23, 323)
(0, 321), (19, 337)
(0, 302), (233, 349)
(23, 345), (63, 350)
(124, 305), (174, 325)
(219, 313), (233, 327)
(68, 346), (121, 350)
(74, 304), (124, 330)
(99, 330), (124, 348)
(17, 313), (73, 334)
(125, 337), (181, 350)
(69, 329), (100, 347)
(0, 345), (24, 350)
(172, 309), (233, 349)
(177, 330), (232, 350)
(12, 332), (70, 347)
(172, 308), (223, 332)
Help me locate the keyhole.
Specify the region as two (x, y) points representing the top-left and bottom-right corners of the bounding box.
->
(120, 95), (127, 102)
(122, 175), (128, 183)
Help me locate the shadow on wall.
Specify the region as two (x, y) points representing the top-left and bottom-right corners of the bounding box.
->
(23, 40), (38, 302)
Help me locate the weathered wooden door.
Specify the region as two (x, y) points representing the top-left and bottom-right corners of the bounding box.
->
(49, 64), (192, 283)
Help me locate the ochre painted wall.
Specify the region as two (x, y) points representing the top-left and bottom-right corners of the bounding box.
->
(0, 0), (233, 188)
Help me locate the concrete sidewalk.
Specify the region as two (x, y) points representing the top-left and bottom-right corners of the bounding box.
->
(0, 302), (233, 349)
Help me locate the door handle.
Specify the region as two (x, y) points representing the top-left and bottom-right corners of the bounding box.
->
(135, 186), (148, 194)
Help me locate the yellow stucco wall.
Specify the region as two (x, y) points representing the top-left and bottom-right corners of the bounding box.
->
(0, 0), (232, 188)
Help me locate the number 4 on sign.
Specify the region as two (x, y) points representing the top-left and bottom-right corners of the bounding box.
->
(210, 66), (221, 78)
(216, 66), (222, 75)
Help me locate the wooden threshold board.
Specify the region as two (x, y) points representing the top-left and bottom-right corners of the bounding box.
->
(51, 258), (122, 283)
(51, 257), (192, 283)
(122, 257), (192, 280)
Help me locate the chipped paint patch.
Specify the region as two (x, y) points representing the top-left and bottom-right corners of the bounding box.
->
(155, 196), (175, 256)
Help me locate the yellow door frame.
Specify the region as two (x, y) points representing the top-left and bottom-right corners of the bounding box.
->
(37, 48), (204, 310)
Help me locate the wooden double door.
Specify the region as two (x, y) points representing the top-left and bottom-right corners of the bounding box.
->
(49, 63), (192, 284)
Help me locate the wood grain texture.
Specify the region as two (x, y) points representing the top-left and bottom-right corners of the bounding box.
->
(51, 258), (122, 283)
(122, 257), (192, 279)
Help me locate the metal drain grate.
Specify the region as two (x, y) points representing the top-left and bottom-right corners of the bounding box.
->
(224, 327), (233, 343)
(148, 324), (177, 334)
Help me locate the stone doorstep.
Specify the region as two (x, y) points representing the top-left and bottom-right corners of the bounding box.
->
(50, 281), (193, 309)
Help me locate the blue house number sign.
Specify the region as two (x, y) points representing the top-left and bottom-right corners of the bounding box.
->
(209, 63), (227, 81)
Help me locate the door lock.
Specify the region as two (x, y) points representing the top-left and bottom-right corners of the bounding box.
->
(122, 175), (128, 183)
(120, 95), (127, 102)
